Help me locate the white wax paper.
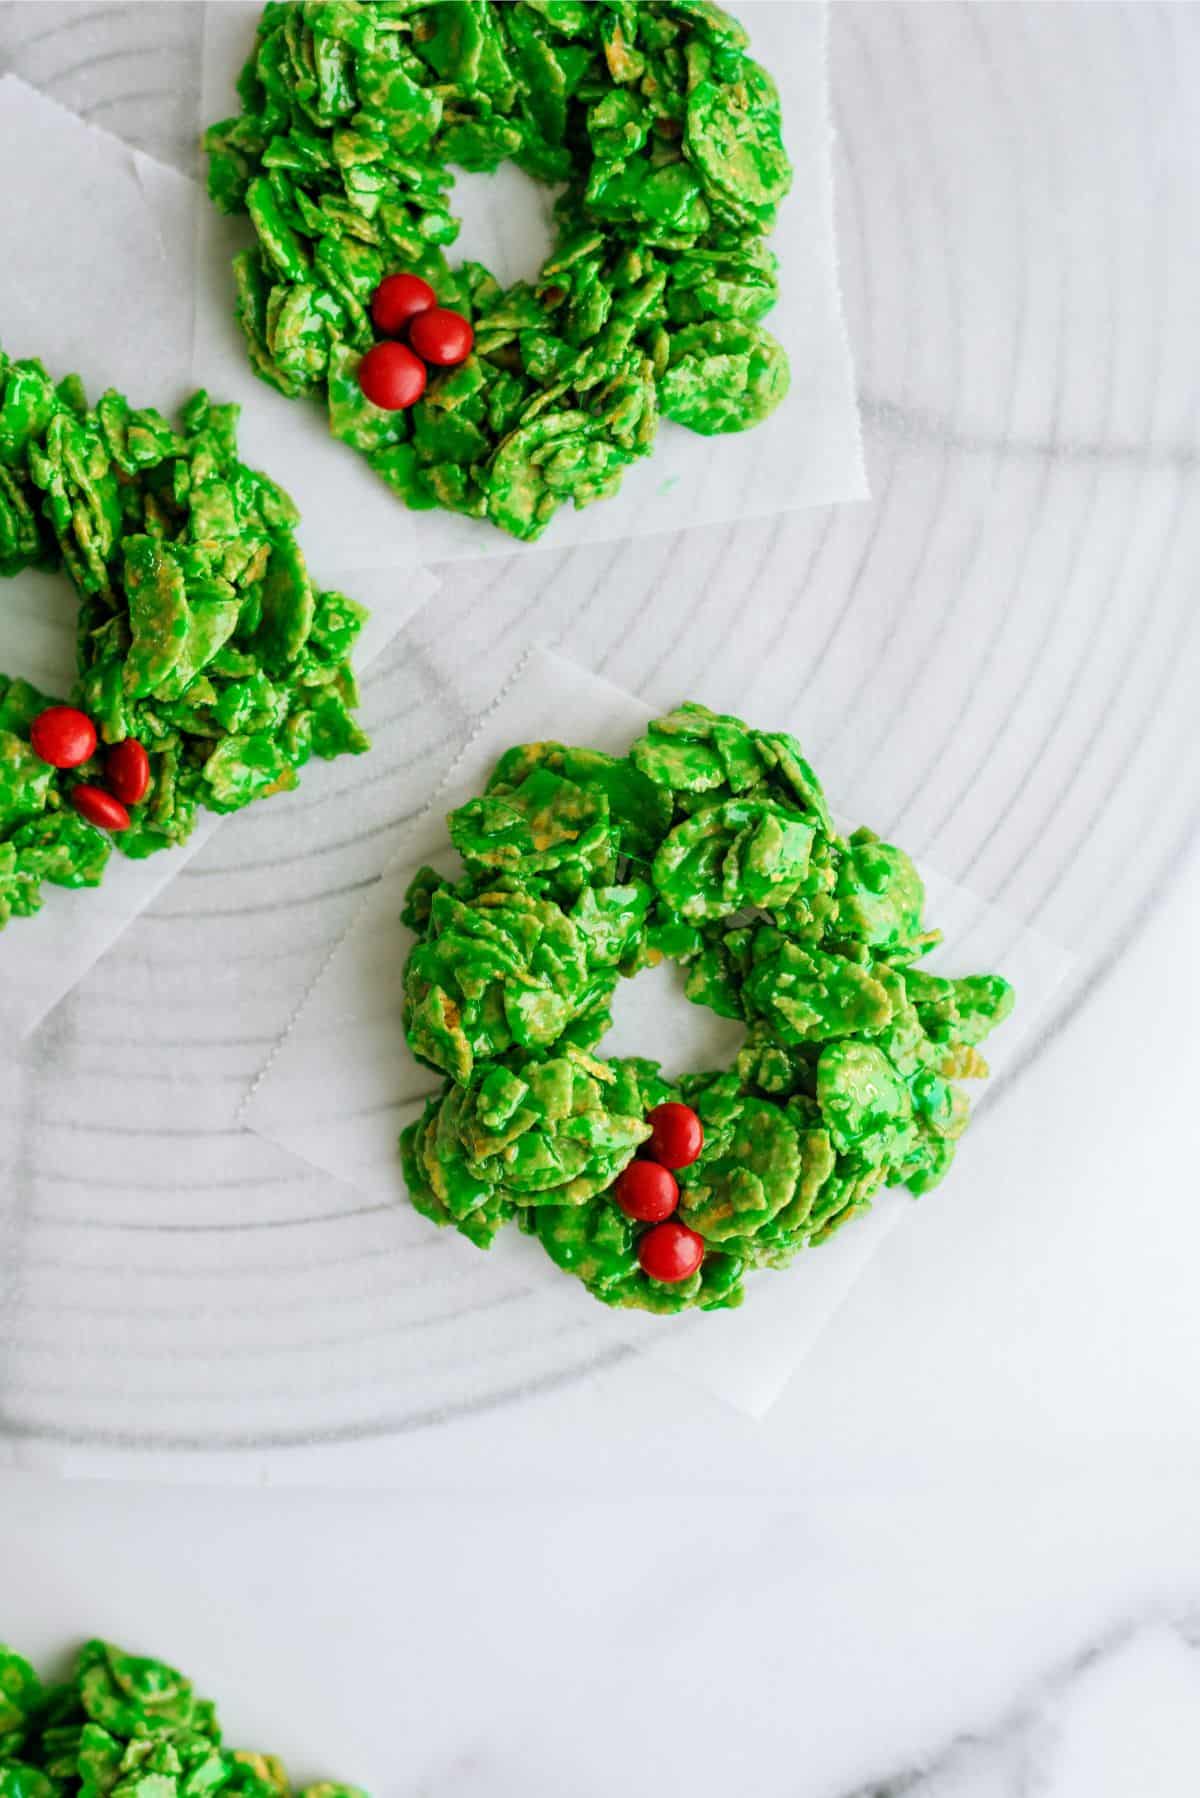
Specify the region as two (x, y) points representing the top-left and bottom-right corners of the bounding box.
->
(244, 646), (1070, 1419)
(0, 76), (184, 402)
(0, 79), (438, 1037)
(196, 0), (866, 564)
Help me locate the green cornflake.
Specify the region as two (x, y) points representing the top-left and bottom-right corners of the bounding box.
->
(400, 1050), (661, 1238)
(659, 318), (789, 434)
(483, 740), (671, 865)
(0, 1641), (367, 1798)
(0, 348), (372, 930)
(0, 1647), (42, 1759)
(0, 730), (56, 831)
(531, 1190), (746, 1314)
(682, 38), (790, 228)
(817, 1040), (916, 1165)
(740, 928), (895, 1044)
(447, 763), (621, 892)
(676, 1077), (802, 1242)
(398, 701), (1015, 1315)
(122, 538), (193, 699)
(205, 0), (794, 542)
(630, 701), (834, 834)
(6, 811), (112, 892)
(652, 798), (816, 920)
(402, 873), (651, 1081)
(833, 828), (929, 955)
(75, 1640), (215, 1743)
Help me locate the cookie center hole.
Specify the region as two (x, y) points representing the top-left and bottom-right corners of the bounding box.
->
(603, 957), (746, 1081)
(2, 567), (80, 694)
(449, 164), (560, 291)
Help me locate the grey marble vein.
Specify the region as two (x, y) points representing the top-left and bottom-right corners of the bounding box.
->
(841, 1614), (1200, 1798)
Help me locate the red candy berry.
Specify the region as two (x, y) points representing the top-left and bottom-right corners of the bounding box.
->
(105, 738), (150, 807)
(358, 342), (427, 411)
(614, 1159), (679, 1224)
(638, 1221), (705, 1284)
(29, 706), (97, 770)
(645, 1101), (705, 1171)
(408, 307), (474, 367)
(371, 272), (437, 338)
(70, 785), (131, 833)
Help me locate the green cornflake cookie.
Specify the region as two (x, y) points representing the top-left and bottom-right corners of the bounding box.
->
(399, 701), (1015, 1314)
(0, 1639), (367, 1798)
(204, 1), (794, 543)
(0, 348), (371, 929)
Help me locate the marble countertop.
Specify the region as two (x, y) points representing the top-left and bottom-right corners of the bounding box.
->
(2, 1469), (1199, 1796)
(1, 3), (1199, 1793)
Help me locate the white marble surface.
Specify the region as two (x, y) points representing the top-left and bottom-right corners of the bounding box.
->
(2, 4), (1200, 1791)
(2, 1472), (1200, 1796)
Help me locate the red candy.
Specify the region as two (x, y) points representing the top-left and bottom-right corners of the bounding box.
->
(408, 307), (474, 368)
(637, 1221), (705, 1284)
(371, 272), (436, 337)
(29, 706), (97, 770)
(614, 1159), (679, 1224)
(105, 738), (151, 807)
(358, 342), (427, 411)
(644, 1101), (705, 1170)
(70, 785), (131, 833)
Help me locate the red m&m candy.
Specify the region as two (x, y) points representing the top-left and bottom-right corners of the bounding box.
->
(371, 272), (436, 337)
(637, 1221), (705, 1284)
(358, 342), (427, 411)
(614, 1159), (679, 1224)
(105, 739), (151, 807)
(30, 706), (96, 770)
(408, 306), (474, 368)
(70, 785), (131, 833)
(644, 1102), (704, 1170)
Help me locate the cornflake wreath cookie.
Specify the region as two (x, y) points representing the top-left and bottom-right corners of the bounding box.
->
(399, 704), (1016, 1316)
(0, 348), (370, 929)
(204, 0), (794, 543)
(0, 1638), (364, 1798)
